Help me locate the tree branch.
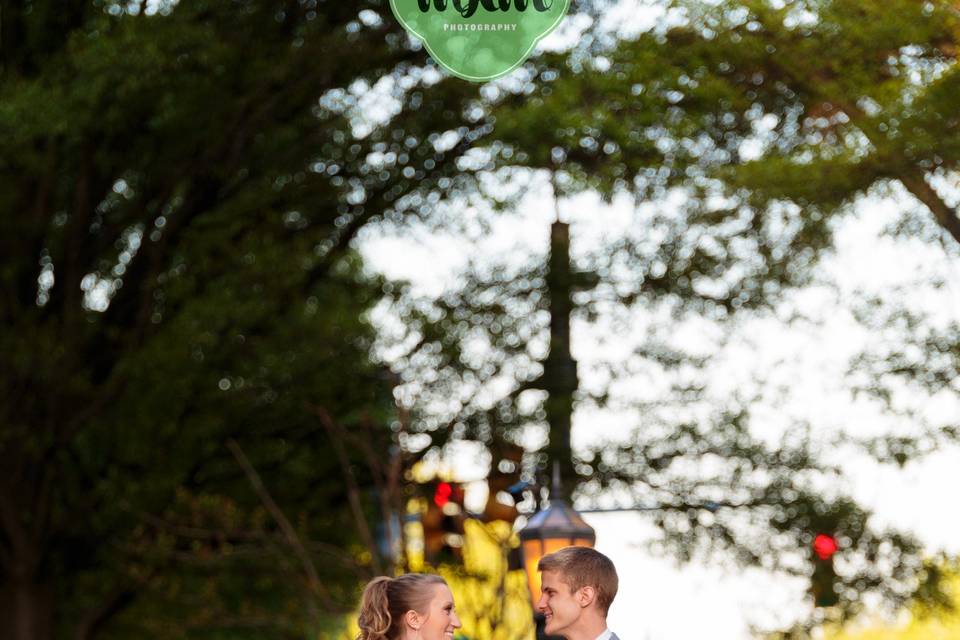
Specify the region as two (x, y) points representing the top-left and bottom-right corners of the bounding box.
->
(768, 65), (960, 248)
(225, 439), (334, 613)
(305, 403), (384, 576)
(358, 413), (405, 570)
(73, 586), (138, 640)
(899, 172), (960, 244)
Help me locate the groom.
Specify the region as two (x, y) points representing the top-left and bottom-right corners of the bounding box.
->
(536, 546), (620, 640)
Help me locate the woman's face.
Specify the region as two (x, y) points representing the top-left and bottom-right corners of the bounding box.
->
(414, 583), (461, 640)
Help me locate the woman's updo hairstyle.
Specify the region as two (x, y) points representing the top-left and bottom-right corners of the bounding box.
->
(357, 573), (447, 640)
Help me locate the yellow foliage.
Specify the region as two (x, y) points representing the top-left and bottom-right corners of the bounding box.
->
(825, 576), (960, 640)
(335, 519), (534, 640)
(444, 519), (534, 640)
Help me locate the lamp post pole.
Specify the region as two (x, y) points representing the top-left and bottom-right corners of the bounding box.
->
(520, 217), (599, 640)
(542, 220), (578, 495)
(533, 219), (599, 490)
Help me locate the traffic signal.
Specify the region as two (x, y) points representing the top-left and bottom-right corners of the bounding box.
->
(422, 481), (465, 564)
(433, 481), (464, 509)
(810, 533), (840, 607)
(813, 533), (838, 561)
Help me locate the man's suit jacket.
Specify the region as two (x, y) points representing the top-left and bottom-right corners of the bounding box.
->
(610, 632), (621, 640)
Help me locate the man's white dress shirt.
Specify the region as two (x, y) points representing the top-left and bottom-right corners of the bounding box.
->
(594, 629), (614, 640)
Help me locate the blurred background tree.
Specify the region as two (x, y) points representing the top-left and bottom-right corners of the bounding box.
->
(462, 0), (960, 632)
(3, 0), (960, 639)
(0, 1), (484, 638)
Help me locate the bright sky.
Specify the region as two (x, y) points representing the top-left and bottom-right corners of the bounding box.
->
(358, 176), (960, 638)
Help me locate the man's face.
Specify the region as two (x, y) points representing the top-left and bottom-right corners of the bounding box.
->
(536, 570), (582, 637)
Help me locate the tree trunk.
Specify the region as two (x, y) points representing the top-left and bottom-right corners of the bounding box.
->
(0, 576), (53, 640)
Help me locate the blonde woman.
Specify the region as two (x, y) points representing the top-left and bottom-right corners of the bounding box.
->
(358, 574), (462, 640)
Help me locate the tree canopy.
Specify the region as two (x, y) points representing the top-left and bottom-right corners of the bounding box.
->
(3, 0), (960, 639)
(0, 1), (483, 638)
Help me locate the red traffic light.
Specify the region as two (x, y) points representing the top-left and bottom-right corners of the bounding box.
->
(813, 534), (838, 560)
(432, 481), (464, 509)
(434, 482), (453, 507)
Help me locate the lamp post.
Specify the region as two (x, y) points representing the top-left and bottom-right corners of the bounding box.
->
(518, 464), (596, 640)
(517, 214), (598, 639)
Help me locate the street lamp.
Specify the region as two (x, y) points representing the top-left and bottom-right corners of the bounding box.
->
(518, 464), (596, 639)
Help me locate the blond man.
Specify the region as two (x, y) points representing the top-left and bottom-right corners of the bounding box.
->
(536, 546), (620, 640)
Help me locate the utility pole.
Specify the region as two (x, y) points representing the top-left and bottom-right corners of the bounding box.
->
(534, 220), (596, 497)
